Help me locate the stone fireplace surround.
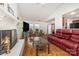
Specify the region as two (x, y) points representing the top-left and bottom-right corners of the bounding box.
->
(0, 29), (17, 55)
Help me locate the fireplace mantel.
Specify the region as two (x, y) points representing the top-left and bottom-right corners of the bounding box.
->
(0, 6), (18, 30)
(0, 6), (17, 22)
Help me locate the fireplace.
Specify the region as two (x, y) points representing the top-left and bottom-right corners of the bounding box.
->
(0, 29), (17, 55)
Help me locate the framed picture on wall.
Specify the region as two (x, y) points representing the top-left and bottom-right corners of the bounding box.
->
(7, 4), (14, 16)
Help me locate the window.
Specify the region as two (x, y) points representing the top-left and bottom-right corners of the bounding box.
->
(29, 24), (33, 30)
(34, 24), (40, 29)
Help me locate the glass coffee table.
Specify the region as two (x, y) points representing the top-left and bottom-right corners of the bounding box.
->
(33, 37), (50, 56)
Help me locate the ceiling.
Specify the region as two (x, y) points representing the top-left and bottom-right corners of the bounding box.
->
(63, 8), (79, 20)
(17, 3), (61, 21)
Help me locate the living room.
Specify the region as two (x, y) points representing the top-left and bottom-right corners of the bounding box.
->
(0, 2), (79, 58)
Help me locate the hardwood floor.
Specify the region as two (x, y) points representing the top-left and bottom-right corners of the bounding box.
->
(22, 38), (71, 56)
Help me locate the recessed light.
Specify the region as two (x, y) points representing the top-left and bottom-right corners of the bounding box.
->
(70, 12), (76, 15)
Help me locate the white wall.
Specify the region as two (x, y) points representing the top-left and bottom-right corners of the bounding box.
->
(67, 19), (72, 28)
(47, 24), (52, 34)
(47, 3), (79, 29)
(55, 15), (62, 29)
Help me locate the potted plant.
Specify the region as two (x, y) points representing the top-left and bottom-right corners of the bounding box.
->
(34, 29), (39, 37)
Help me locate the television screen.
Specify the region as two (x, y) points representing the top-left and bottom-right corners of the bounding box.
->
(70, 23), (74, 28)
(23, 22), (29, 32)
(70, 23), (79, 28)
(74, 23), (79, 28)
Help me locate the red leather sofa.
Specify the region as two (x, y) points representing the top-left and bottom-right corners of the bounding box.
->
(47, 29), (79, 56)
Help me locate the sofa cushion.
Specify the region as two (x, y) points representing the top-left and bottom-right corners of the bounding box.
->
(55, 29), (72, 39)
(48, 35), (63, 43)
(62, 29), (72, 34)
(56, 29), (62, 33)
(62, 39), (78, 49)
(70, 35), (79, 43)
(55, 29), (64, 38)
(55, 32), (63, 39)
(72, 29), (79, 35)
(60, 29), (72, 40)
(62, 34), (71, 40)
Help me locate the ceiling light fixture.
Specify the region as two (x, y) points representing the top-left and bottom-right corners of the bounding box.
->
(70, 12), (76, 15)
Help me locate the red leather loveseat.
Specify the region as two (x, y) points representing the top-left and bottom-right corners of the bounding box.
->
(48, 29), (79, 56)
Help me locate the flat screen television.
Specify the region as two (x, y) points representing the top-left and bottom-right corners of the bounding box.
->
(70, 23), (79, 28)
(23, 22), (29, 32)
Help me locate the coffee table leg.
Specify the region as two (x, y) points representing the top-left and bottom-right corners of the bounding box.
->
(33, 41), (34, 47)
(48, 43), (50, 54)
(36, 45), (38, 56)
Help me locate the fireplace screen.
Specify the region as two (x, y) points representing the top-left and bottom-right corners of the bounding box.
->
(0, 29), (17, 55)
